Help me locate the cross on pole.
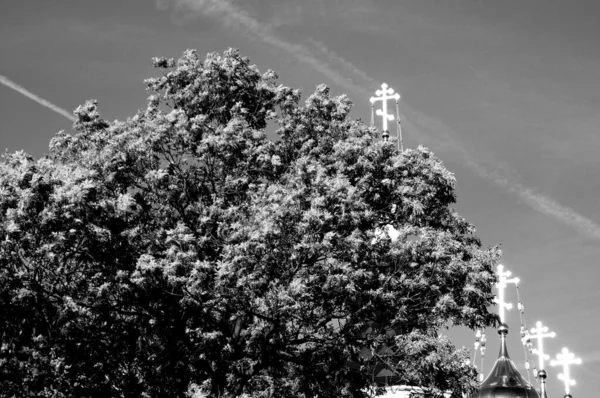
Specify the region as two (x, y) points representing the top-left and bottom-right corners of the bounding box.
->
(550, 347), (581, 395)
(530, 321), (556, 372)
(370, 83), (400, 133)
(495, 264), (520, 324)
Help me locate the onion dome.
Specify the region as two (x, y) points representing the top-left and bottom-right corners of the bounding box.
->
(471, 324), (540, 398)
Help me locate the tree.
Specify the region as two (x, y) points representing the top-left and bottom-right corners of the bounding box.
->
(0, 48), (499, 398)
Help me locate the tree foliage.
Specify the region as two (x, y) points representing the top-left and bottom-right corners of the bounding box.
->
(0, 48), (499, 397)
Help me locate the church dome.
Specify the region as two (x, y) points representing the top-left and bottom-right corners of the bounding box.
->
(471, 324), (540, 398)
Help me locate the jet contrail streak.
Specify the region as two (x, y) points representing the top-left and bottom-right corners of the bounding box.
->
(406, 110), (600, 241)
(476, 164), (600, 241)
(0, 75), (76, 122)
(162, 0), (369, 96)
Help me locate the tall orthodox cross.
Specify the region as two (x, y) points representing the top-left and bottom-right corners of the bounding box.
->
(495, 264), (520, 324)
(550, 347), (581, 395)
(530, 321), (556, 373)
(370, 83), (401, 147)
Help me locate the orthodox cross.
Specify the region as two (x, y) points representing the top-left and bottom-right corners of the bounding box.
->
(370, 83), (400, 134)
(495, 264), (520, 324)
(530, 321), (556, 372)
(550, 347), (581, 395)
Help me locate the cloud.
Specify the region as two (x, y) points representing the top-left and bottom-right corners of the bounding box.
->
(158, 0), (600, 242)
(0, 75), (76, 123)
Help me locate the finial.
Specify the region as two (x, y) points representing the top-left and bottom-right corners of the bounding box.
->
(538, 369), (549, 398)
(551, 347), (581, 396)
(497, 323), (509, 336)
(497, 323), (510, 359)
(530, 321), (556, 375)
(370, 83), (400, 141)
(537, 369), (547, 379)
(495, 264), (519, 324)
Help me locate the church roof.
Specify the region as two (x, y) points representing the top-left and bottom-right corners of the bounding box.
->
(471, 324), (540, 398)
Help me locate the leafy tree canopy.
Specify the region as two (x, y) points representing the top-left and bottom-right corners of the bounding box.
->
(0, 48), (499, 398)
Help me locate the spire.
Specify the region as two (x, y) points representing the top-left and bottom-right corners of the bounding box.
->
(471, 263), (583, 398)
(471, 265), (539, 398)
(498, 323), (509, 358)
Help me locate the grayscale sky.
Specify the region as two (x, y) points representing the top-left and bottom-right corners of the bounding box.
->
(1, 1), (599, 396)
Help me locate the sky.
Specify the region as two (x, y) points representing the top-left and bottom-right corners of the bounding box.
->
(1, 0), (599, 395)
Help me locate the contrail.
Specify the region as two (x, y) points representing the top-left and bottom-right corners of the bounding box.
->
(305, 38), (378, 87)
(158, 0), (368, 96)
(159, 0), (600, 241)
(0, 75), (76, 122)
(405, 108), (600, 241)
(480, 165), (600, 241)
